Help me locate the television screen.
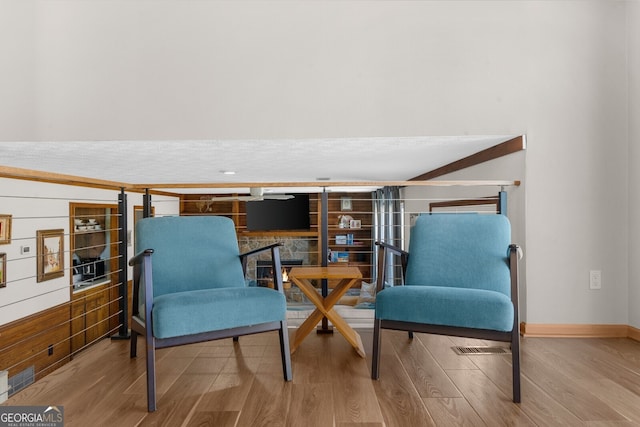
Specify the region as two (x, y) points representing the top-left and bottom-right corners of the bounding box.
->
(246, 194), (310, 231)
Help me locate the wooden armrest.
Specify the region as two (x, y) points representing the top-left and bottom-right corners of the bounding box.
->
(129, 249), (154, 266)
(239, 242), (283, 259)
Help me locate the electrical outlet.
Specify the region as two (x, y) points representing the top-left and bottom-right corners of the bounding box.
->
(20, 246), (30, 255)
(589, 270), (602, 290)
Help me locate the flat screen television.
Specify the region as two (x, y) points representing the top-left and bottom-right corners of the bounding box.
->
(246, 194), (310, 231)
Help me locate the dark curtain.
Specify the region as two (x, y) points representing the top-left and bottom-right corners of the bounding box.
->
(371, 186), (404, 287)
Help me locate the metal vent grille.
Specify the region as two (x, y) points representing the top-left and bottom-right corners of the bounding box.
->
(452, 346), (511, 355)
(8, 365), (34, 396)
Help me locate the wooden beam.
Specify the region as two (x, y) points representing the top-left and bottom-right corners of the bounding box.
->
(0, 165), (129, 191)
(429, 197), (500, 213)
(409, 135), (525, 181)
(127, 180), (520, 190)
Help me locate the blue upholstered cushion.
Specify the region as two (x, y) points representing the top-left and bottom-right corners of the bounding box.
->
(375, 286), (514, 332)
(405, 214), (511, 295)
(152, 286), (287, 339)
(376, 214), (514, 332)
(136, 216), (246, 297)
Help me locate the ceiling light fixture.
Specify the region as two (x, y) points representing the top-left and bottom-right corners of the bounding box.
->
(220, 170), (236, 175)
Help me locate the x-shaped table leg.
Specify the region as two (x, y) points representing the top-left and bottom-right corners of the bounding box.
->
(289, 276), (366, 358)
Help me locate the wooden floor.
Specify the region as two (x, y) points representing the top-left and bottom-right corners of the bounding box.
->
(4, 328), (640, 426)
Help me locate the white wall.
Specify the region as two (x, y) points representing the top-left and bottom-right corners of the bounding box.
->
(0, 1), (634, 326)
(0, 177), (179, 325)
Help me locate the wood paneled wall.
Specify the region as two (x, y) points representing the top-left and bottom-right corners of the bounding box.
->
(0, 304), (71, 385)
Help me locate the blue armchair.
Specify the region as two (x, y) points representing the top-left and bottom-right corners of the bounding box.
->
(129, 216), (292, 412)
(371, 213), (522, 403)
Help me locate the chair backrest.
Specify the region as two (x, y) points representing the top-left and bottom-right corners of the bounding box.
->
(404, 213), (511, 296)
(135, 216), (246, 297)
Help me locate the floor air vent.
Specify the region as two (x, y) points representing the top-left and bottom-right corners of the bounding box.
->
(452, 346), (511, 355)
(8, 366), (34, 396)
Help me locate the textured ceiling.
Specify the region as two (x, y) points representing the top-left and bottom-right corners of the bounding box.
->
(0, 136), (516, 193)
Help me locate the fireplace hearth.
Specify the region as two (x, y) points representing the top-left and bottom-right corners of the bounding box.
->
(256, 259), (303, 288)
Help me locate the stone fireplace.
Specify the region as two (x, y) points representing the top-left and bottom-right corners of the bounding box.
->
(238, 236), (318, 284)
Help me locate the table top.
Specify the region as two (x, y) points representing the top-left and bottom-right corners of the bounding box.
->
(288, 266), (362, 280)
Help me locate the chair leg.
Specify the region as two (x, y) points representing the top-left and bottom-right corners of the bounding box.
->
(371, 318), (382, 379)
(130, 329), (138, 358)
(511, 329), (521, 403)
(145, 334), (157, 412)
(408, 331), (414, 339)
(233, 336), (239, 342)
(279, 320), (292, 381)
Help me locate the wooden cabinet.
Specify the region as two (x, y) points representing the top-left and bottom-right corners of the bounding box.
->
(69, 203), (120, 354)
(70, 285), (110, 353)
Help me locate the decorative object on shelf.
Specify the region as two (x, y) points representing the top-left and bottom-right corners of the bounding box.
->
(335, 235), (347, 245)
(340, 196), (352, 211)
(329, 251), (350, 263)
(0, 214), (11, 245)
(37, 229), (65, 282)
(346, 233), (354, 245)
(0, 252), (6, 288)
(75, 218), (102, 232)
(338, 214), (353, 229)
(336, 252), (349, 262)
(349, 219), (361, 229)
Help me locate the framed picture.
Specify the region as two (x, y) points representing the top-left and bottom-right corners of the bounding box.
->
(349, 219), (361, 229)
(37, 229), (65, 282)
(0, 214), (11, 245)
(0, 253), (6, 288)
(340, 197), (352, 211)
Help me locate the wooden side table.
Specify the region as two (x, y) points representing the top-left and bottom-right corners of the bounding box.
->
(288, 266), (366, 358)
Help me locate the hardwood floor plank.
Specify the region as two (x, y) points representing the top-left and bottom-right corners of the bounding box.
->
(285, 383), (334, 427)
(291, 330), (334, 384)
(184, 356), (228, 375)
(546, 338), (640, 395)
(327, 331), (385, 425)
(138, 373), (216, 427)
(372, 331), (436, 427)
(469, 352), (584, 425)
(186, 411), (239, 427)
(387, 331), (461, 398)
(422, 397), (486, 426)
(524, 338), (640, 423)
(197, 372), (255, 412)
(336, 423), (385, 427)
(446, 369), (536, 426)
(329, 330), (373, 381)
(124, 350), (195, 397)
(522, 338), (627, 423)
(332, 379), (386, 425)
(416, 333), (478, 370)
(234, 370), (292, 427)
